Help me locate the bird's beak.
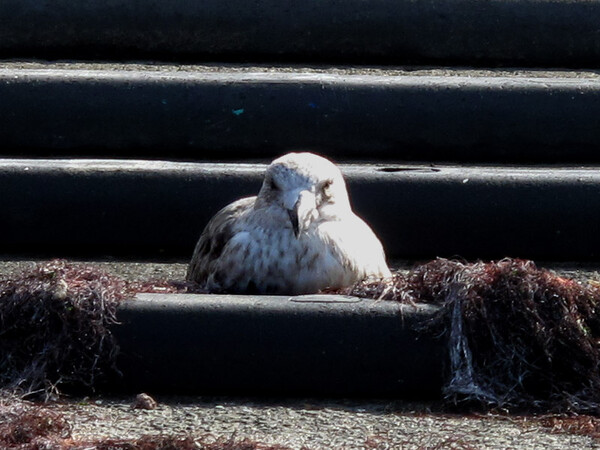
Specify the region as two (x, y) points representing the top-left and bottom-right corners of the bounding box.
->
(284, 190), (316, 238)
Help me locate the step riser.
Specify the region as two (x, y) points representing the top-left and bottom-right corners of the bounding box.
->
(110, 294), (444, 396)
(3, 71), (600, 161)
(2, 0), (600, 66)
(2, 160), (600, 261)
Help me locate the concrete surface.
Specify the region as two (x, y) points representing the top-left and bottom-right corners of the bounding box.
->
(1, 0), (600, 67)
(112, 293), (443, 397)
(53, 397), (598, 449)
(2, 62), (600, 161)
(5, 60), (600, 78)
(3, 159), (600, 261)
(2, 260), (600, 448)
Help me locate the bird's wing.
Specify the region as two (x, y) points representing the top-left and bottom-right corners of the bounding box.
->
(186, 196), (256, 284)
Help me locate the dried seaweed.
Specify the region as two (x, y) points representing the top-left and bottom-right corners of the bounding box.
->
(538, 414), (600, 440)
(345, 258), (600, 413)
(0, 260), (130, 398)
(95, 435), (295, 450)
(3, 257), (600, 414)
(0, 260), (195, 399)
(0, 393), (71, 448)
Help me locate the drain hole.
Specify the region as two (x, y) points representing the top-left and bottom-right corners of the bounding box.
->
(378, 166), (441, 173)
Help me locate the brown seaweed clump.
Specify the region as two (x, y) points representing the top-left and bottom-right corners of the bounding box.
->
(93, 435), (295, 450)
(0, 260), (201, 399)
(0, 260), (128, 398)
(0, 393), (71, 448)
(345, 258), (600, 413)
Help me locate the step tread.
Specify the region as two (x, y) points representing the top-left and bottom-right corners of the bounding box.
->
(2, 65), (600, 162)
(3, 0), (600, 67)
(1, 159), (600, 260)
(4, 61), (600, 80)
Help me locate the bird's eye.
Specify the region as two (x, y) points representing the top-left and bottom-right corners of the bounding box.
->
(269, 179), (279, 190)
(321, 179), (333, 195)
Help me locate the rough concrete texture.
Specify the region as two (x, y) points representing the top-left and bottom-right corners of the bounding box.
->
(113, 294), (443, 397)
(2, 0), (600, 67)
(2, 260), (600, 448)
(3, 60), (600, 78)
(53, 397), (598, 449)
(2, 62), (600, 162)
(0, 259), (188, 282)
(4, 160), (600, 261)
(2, 259), (599, 282)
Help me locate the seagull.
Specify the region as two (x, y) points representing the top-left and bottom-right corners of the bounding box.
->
(186, 152), (391, 295)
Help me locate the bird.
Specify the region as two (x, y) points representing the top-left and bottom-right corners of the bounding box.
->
(186, 152), (391, 295)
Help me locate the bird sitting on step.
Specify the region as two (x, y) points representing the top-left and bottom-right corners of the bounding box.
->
(186, 152), (391, 295)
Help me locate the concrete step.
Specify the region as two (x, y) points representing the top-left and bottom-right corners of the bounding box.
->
(2, 0), (600, 67)
(3, 260), (598, 398)
(3, 62), (600, 163)
(111, 293), (443, 396)
(2, 158), (600, 261)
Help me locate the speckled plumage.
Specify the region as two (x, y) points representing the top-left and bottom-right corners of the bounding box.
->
(186, 152), (391, 295)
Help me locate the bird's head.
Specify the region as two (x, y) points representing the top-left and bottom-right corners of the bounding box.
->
(256, 152), (351, 237)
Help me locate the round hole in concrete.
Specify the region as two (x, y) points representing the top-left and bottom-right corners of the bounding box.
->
(377, 166), (441, 173)
(290, 294), (361, 303)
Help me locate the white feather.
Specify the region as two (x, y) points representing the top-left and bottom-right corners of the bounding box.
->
(187, 152), (391, 294)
